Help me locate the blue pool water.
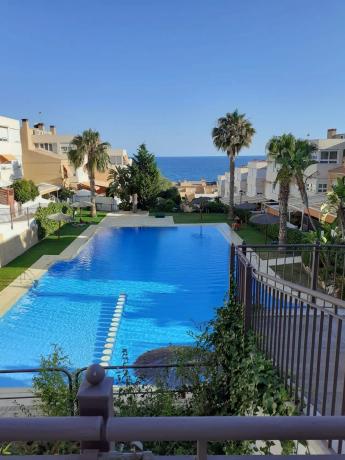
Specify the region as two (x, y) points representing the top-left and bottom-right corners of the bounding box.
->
(0, 226), (229, 386)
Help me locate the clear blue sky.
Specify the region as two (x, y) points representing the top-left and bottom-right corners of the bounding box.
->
(1, 0), (345, 156)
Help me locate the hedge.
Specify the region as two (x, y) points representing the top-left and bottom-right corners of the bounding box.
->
(35, 202), (72, 239)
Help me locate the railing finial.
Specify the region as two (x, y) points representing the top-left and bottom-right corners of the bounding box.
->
(86, 363), (105, 385)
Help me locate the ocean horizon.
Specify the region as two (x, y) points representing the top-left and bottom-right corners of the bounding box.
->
(156, 155), (266, 182)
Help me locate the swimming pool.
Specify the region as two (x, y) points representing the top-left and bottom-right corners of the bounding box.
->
(0, 225), (229, 386)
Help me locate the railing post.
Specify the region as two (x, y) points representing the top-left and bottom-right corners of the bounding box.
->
(230, 243), (235, 279)
(244, 262), (253, 333)
(77, 364), (114, 452)
(242, 240), (247, 256)
(197, 440), (207, 460)
(311, 240), (320, 292)
(26, 207), (30, 228)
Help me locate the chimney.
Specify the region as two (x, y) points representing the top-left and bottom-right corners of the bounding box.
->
(327, 128), (337, 139)
(50, 125), (56, 135)
(21, 118), (34, 151)
(34, 122), (45, 130)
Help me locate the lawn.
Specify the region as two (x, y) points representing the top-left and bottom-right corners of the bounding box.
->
(235, 224), (267, 245)
(150, 212), (229, 224)
(0, 210), (106, 292)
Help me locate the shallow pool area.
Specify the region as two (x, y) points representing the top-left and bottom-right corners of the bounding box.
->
(0, 225), (229, 386)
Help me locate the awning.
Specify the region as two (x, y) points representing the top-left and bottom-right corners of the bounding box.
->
(37, 183), (61, 195)
(0, 154), (17, 164)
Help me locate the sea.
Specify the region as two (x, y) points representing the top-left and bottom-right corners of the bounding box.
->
(156, 155), (266, 182)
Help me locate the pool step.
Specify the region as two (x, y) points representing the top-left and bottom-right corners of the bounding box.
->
(94, 293), (126, 367)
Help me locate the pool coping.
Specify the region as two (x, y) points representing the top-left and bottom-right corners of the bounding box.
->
(0, 214), (234, 317)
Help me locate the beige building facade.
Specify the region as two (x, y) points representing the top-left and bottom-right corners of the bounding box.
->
(20, 119), (130, 194)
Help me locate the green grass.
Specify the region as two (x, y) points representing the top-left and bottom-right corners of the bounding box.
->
(0, 210), (106, 292)
(235, 224), (267, 245)
(150, 212), (229, 224)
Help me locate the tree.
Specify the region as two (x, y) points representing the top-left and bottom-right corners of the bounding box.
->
(107, 144), (161, 211)
(321, 177), (345, 239)
(212, 110), (255, 221)
(291, 140), (317, 231)
(131, 144), (161, 209)
(107, 166), (135, 210)
(267, 134), (296, 245)
(67, 129), (110, 217)
(11, 178), (39, 204)
(268, 134), (318, 243)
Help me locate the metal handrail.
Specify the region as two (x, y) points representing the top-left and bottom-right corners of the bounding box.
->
(1, 414), (345, 443)
(0, 367), (74, 415)
(0, 416), (102, 441)
(106, 415), (345, 441)
(254, 268), (345, 311)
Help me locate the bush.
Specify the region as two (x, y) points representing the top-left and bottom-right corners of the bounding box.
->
(155, 197), (176, 212)
(234, 207), (251, 223)
(59, 187), (75, 201)
(158, 187), (181, 205)
(11, 179), (39, 204)
(204, 200), (228, 213)
(249, 223), (303, 244)
(35, 202), (72, 239)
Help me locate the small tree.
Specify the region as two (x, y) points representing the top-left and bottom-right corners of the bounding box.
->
(131, 144), (161, 210)
(11, 179), (39, 204)
(321, 177), (345, 239)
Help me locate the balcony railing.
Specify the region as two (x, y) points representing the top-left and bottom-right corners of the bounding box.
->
(232, 242), (345, 453)
(1, 364), (345, 459)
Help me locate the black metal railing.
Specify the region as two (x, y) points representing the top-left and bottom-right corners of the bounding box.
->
(234, 242), (345, 301)
(2, 363), (345, 458)
(233, 243), (345, 453)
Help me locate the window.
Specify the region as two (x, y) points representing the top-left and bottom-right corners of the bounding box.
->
(318, 183), (328, 193)
(320, 151), (338, 163)
(0, 126), (9, 141)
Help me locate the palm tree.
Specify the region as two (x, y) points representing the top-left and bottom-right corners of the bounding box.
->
(68, 129), (110, 217)
(321, 177), (345, 239)
(292, 140), (317, 231)
(267, 134), (296, 245)
(212, 110), (255, 221)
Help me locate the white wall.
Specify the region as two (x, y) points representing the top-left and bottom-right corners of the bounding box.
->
(0, 116), (23, 186)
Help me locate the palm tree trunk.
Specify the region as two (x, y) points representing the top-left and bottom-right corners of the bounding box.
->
(228, 152), (235, 221)
(296, 175), (317, 231)
(278, 180), (289, 245)
(337, 206), (345, 239)
(89, 170), (97, 218)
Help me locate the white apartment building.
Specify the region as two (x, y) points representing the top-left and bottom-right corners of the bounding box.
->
(246, 160), (267, 197)
(0, 116), (23, 187)
(217, 161), (266, 202)
(264, 128), (345, 201)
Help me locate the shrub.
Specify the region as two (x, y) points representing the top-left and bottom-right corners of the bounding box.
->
(155, 197), (176, 212)
(249, 223), (303, 244)
(204, 200), (228, 213)
(33, 345), (74, 417)
(35, 202), (72, 239)
(59, 187), (75, 201)
(11, 179), (39, 204)
(234, 207), (251, 223)
(158, 186), (181, 205)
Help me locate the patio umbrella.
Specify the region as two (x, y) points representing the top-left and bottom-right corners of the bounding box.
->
(249, 212), (280, 243)
(71, 201), (93, 220)
(47, 212), (72, 238)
